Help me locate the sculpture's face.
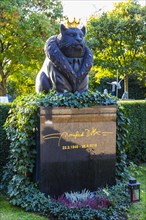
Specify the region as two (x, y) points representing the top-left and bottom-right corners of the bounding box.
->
(57, 24), (86, 58)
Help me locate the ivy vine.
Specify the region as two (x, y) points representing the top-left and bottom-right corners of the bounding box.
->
(1, 90), (130, 219)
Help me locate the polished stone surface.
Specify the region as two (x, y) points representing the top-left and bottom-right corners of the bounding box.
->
(39, 106), (116, 196)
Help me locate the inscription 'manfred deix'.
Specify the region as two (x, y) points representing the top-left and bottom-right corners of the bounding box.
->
(43, 128), (113, 147)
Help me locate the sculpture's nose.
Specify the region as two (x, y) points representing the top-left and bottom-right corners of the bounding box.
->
(76, 34), (82, 42)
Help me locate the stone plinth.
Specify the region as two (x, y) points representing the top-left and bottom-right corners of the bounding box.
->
(39, 106), (116, 196)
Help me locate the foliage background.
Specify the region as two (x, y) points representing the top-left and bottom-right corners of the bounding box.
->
(89, 75), (146, 100)
(86, 0), (146, 99)
(0, 0), (63, 96)
(120, 100), (146, 163)
(0, 103), (11, 179)
(1, 0), (145, 99)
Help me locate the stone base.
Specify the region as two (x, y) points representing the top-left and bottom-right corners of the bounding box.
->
(39, 106), (116, 196)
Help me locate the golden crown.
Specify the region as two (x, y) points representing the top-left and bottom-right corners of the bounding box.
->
(65, 17), (81, 28)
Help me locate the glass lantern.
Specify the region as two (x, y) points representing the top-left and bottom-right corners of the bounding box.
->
(128, 177), (140, 202)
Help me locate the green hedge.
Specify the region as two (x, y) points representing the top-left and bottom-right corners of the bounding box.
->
(119, 100), (146, 162)
(0, 104), (11, 178)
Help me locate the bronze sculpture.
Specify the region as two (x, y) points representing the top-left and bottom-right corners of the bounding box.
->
(36, 19), (93, 93)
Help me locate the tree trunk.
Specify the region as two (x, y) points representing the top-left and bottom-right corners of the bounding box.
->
(0, 81), (7, 96)
(0, 68), (7, 96)
(124, 74), (129, 99)
(0, 87), (6, 96)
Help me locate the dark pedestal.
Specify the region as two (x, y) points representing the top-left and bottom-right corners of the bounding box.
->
(39, 106), (116, 196)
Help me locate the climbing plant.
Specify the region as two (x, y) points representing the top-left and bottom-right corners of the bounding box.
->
(1, 90), (130, 219)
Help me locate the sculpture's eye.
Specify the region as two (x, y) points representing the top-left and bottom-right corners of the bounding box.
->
(69, 33), (75, 37)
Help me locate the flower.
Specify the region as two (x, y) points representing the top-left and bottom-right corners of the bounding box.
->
(53, 190), (111, 210)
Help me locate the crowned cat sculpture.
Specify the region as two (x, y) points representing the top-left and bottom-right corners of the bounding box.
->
(36, 23), (93, 93)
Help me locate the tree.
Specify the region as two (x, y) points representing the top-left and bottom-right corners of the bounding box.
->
(86, 0), (146, 98)
(0, 0), (63, 96)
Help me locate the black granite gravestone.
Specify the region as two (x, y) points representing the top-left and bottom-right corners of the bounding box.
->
(39, 106), (116, 196)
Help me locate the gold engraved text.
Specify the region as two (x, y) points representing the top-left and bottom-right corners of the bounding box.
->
(62, 143), (97, 150)
(43, 128), (113, 147)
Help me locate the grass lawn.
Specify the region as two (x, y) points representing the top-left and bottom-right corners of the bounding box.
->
(0, 163), (146, 220)
(128, 163), (146, 220)
(0, 193), (47, 220)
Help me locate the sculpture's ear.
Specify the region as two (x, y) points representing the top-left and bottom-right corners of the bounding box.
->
(81, 26), (86, 36)
(60, 24), (67, 34)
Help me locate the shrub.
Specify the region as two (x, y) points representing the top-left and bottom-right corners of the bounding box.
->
(1, 91), (130, 219)
(116, 104), (130, 179)
(0, 103), (11, 179)
(119, 100), (146, 162)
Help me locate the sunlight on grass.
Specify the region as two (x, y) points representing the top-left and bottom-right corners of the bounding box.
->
(0, 194), (47, 220)
(128, 163), (146, 220)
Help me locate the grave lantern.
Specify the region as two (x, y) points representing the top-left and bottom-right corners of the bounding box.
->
(128, 177), (140, 202)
